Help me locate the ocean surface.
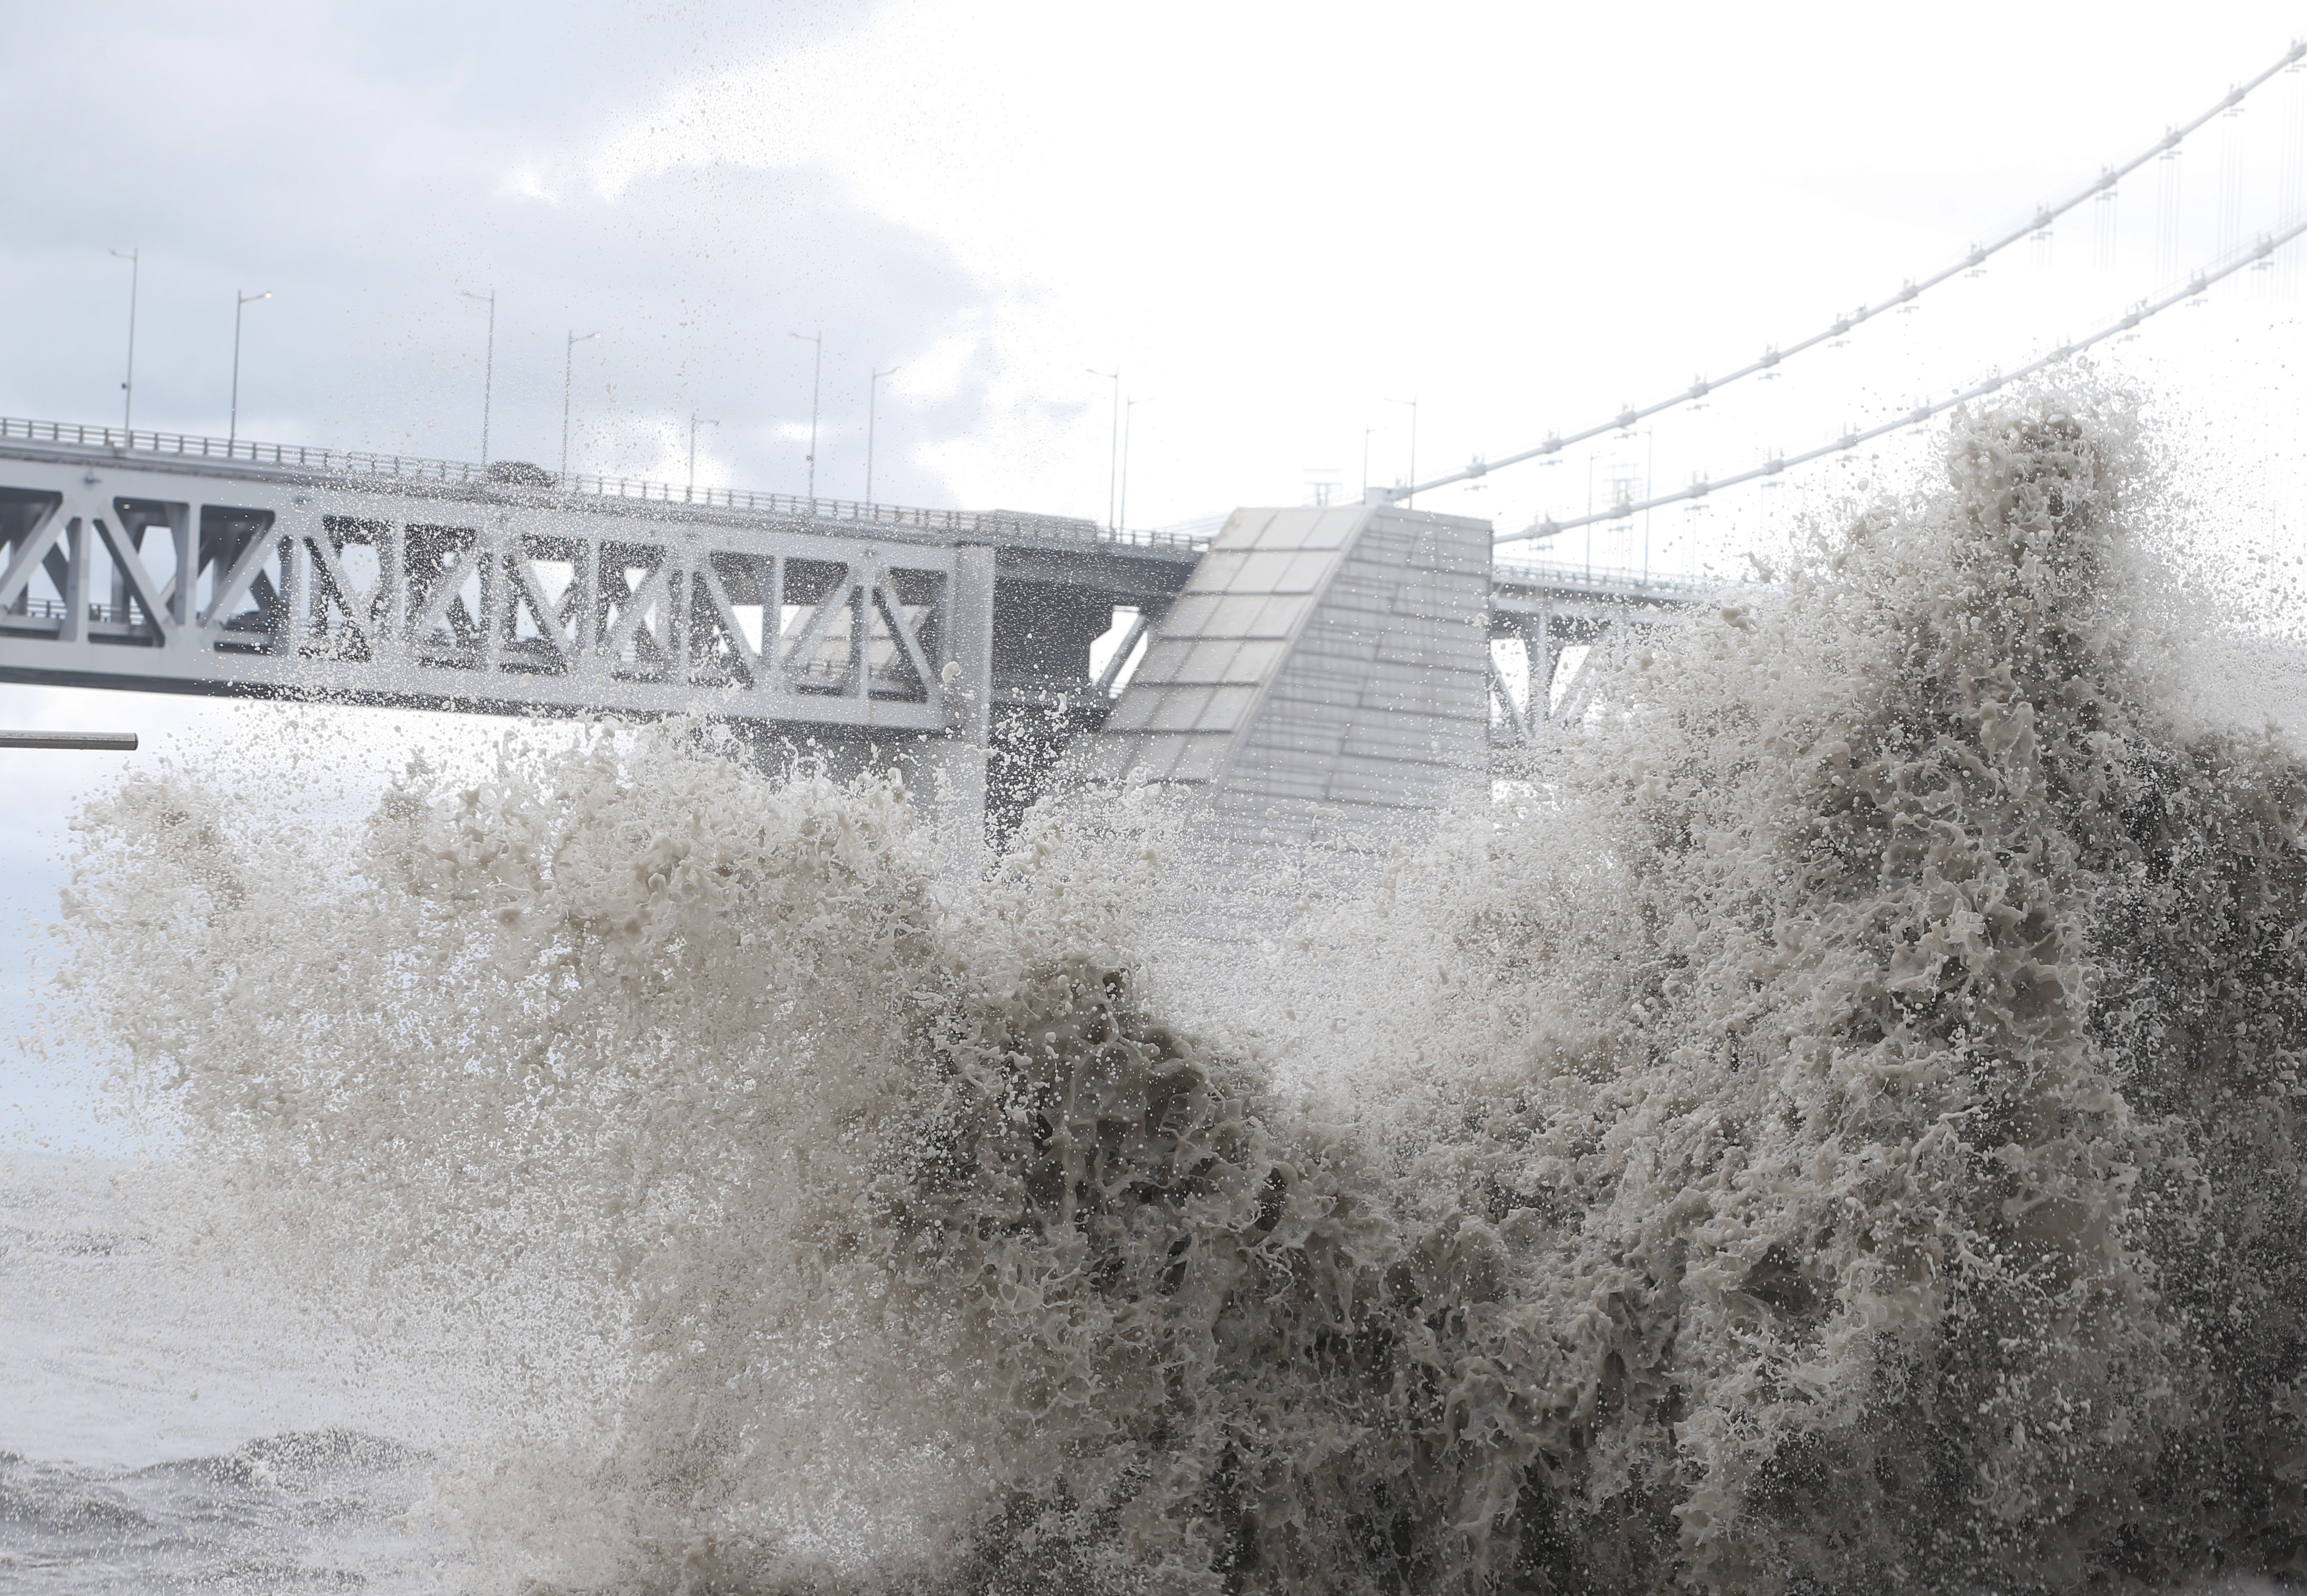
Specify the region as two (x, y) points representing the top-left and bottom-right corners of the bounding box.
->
(1, 1151), (445, 1592)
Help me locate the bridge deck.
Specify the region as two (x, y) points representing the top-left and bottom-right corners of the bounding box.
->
(0, 418), (1728, 817)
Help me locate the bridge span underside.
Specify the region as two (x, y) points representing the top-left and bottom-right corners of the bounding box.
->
(0, 438), (1197, 831)
(0, 427), (1722, 853)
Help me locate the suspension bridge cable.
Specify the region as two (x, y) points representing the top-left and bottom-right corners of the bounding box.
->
(1495, 215), (2307, 546)
(1397, 36), (2307, 507)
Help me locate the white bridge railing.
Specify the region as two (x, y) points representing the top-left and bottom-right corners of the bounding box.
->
(1492, 556), (1722, 599)
(0, 416), (1206, 556)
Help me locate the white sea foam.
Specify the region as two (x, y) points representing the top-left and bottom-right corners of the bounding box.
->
(0, 1150), (451, 1590)
(39, 384), (2307, 1592)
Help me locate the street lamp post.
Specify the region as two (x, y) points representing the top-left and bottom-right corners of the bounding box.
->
(687, 413), (721, 498)
(866, 363), (901, 504)
(460, 289), (497, 464)
(562, 329), (600, 482)
(0, 731), (138, 751)
(789, 330), (822, 505)
(229, 288), (272, 449)
(108, 248), (138, 434)
(1383, 396), (1419, 506)
(1087, 367), (1120, 531)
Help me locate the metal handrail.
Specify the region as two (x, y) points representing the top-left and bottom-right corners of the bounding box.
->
(0, 416), (487, 484)
(7, 598), (140, 625)
(1491, 558), (1724, 597)
(0, 416), (1209, 554)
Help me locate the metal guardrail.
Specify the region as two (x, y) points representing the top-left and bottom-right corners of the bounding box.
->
(2, 419), (1730, 587)
(9, 599), (136, 625)
(0, 415), (486, 486)
(1491, 558), (1723, 598)
(0, 417), (1208, 556)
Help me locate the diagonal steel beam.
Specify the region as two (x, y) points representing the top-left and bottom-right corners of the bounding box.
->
(0, 498), (68, 613)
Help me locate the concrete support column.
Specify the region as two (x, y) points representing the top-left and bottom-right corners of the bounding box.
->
(273, 526), (305, 656)
(167, 503), (204, 665)
(59, 516), (88, 644)
(381, 524), (408, 645)
(1525, 606), (1558, 729)
(919, 541), (994, 863)
(478, 530), (505, 673)
(571, 533), (600, 676)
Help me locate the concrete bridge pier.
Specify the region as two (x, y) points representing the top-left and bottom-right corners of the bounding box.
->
(908, 541), (995, 863)
(1080, 503), (1495, 921)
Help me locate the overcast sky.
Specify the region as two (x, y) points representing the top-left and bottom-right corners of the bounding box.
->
(13, 2), (2307, 549)
(10, 1), (2307, 1142)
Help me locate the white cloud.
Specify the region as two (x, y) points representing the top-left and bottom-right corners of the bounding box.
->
(565, 0), (2307, 543)
(498, 162), (562, 204)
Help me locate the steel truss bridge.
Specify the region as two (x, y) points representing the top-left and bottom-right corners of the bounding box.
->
(0, 420), (1700, 828)
(7, 41), (2295, 861)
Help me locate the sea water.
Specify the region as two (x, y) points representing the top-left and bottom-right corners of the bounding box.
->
(12, 387), (2307, 1592)
(2, 1151), (445, 1590)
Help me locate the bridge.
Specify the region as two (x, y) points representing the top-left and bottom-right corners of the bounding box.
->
(0, 418), (1704, 844)
(12, 41), (2301, 853)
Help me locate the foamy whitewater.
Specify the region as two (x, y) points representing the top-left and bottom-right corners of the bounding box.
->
(17, 389), (2307, 1592)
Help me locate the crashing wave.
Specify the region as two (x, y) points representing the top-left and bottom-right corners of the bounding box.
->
(60, 388), (2307, 1591)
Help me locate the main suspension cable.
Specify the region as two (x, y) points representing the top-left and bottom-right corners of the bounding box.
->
(1395, 36), (2307, 507)
(1494, 215), (2307, 546)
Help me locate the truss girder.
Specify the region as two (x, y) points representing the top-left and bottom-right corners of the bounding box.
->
(1486, 578), (1701, 751)
(0, 458), (969, 731)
